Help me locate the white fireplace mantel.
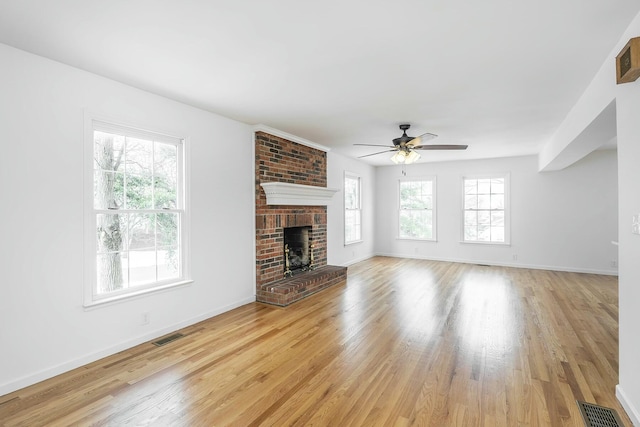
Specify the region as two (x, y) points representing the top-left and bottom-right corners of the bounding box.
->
(260, 182), (339, 206)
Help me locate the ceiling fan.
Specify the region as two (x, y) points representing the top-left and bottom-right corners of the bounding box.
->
(355, 124), (468, 164)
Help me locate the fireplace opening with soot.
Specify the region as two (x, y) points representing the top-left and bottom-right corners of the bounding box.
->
(283, 226), (314, 276)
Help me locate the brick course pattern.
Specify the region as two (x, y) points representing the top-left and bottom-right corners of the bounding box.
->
(255, 132), (346, 306)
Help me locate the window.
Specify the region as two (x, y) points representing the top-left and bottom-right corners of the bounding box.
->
(399, 178), (436, 240)
(463, 175), (509, 244)
(85, 119), (188, 305)
(344, 173), (362, 244)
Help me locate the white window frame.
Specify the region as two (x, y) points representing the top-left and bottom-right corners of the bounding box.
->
(83, 114), (191, 307)
(461, 173), (510, 245)
(344, 172), (362, 245)
(398, 176), (437, 241)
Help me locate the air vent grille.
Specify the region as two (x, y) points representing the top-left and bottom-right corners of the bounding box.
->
(152, 333), (184, 347)
(577, 401), (624, 427)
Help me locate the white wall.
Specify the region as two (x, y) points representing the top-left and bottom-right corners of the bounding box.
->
(0, 44), (256, 395)
(327, 151), (376, 266)
(374, 152), (618, 274)
(616, 14), (640, 425)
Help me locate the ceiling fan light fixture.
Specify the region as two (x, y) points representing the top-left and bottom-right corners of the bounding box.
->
(391, 151), (407, 164)
(405, 150), (421, 164)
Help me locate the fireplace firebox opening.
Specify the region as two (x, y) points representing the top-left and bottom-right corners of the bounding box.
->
(283, 226), (313, 276)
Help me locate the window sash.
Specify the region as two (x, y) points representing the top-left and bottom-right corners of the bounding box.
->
(398, 178), (436, 241)
(462, 176), (508, 244)
(345, 173), (362, 244)
(86, 117), (187, 305)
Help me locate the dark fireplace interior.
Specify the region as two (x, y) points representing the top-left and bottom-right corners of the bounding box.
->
(284, 226), (312, 273)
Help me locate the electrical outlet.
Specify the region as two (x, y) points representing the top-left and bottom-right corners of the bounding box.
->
(611, 260), (618, 268)
(512, 254), (518, 261)
(141, 312), (150, 325)
(633, 214), (640, 234)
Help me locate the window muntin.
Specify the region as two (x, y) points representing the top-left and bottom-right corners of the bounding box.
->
(399, 178), (436, 240)
(463, 175), (508, 243)
(89, 121), (186, 302)
(344, 173), (362, 244)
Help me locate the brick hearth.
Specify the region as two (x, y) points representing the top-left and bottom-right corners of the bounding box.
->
(255, 131), (347, 306)
(256, 265), (347, 306)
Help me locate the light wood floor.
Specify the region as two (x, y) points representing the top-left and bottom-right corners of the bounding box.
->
(0, 257), (631, 426)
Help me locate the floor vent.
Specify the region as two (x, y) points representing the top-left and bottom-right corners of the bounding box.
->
(577, 401), (624, 427)
(152, 333), (184, 347)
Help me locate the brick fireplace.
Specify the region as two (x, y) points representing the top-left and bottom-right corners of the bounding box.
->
(255, 131), (347, 306)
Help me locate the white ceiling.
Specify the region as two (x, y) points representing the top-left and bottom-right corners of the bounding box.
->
(0, 0), (637, 165)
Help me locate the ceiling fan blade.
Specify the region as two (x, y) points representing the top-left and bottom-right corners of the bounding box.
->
(357, 149), (396, 158)
(354, 143), (396, 148)
(407, 132), (438, 147)
(413, 144), (468, 150)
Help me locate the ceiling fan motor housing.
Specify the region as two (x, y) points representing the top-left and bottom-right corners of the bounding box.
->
(393, 124), (413, 147)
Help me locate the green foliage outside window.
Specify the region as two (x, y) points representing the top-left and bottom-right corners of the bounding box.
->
(399, 180), (434, 240)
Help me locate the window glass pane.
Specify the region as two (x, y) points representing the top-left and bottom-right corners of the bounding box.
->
(491, 179), (504, 194)
(491, 227), (505, 242)
(491, 194), (504, 210)
(94, 170), (124, 209)
(401, 181), (428, 209)
(464, 211), (477, 226)
(158, 247), (179, 281)
(478, 179), (491, 194)
(421, 181), (430, 195)
(345, 177), (359, 209)
(125, 137), (153, 175)
(478, 194), (491, 209)
(400, 210), (432, 239)
(154, 142), (178, 209)
(128, 249), (157, 286)
(97, 253), (126, 293)
(477, 225), (491, 241)
(464, 225), (477, 241)
(94, 131), (125, 171)
(464, 195), (477, 210)
(491, 211), (504, 227)
(157, 213), (178, 247)
(126, 173), (153, 209)
(354, 209), (362, 240)
(423, 195), (432, 210)
(478, 210), (491, 224)
(128, 213), (155, 250)
(96, 213), (127, 253)
(464, 179), (477, 194)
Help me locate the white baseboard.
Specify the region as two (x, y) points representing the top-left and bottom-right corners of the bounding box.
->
(339, 253), (375, 267)
(373, 252), (619, 276)
(617, 384), (640, 426)
(0, 296), (256, 397)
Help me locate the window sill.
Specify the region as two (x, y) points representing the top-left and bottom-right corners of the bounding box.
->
(83, 279), (193, 310)
(459, 241), (511, 246)
(345, 239), (363, 246)
(396, 237), (437, 242)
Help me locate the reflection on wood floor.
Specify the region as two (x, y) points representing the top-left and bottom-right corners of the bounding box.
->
(0, 257), (631, 426)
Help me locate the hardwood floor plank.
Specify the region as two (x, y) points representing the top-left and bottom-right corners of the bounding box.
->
(0, 258), (631, 426)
